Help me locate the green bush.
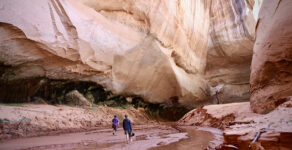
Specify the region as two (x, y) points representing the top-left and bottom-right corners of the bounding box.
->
(0, 118), (10, 123)
(0, 103), (24, 107)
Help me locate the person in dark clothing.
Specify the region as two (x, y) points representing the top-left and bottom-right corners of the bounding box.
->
(112, 115), (119, 135)
(123, 115), (132, 143)
(215, 91), (220, 104)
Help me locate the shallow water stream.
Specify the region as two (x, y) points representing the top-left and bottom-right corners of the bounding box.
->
(0, 125), (216, 150)
(150, 127), (214, 150)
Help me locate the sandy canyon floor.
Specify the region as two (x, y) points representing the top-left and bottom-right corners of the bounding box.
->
(0, 125), (218, 150)
(0, 101), (292, 149)
(0, 104), (219, 150)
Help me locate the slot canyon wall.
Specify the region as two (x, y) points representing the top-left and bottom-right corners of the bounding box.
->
(0, 0), (261, 108)
(250, 0), (292, 114)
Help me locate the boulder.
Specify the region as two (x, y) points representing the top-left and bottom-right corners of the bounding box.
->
(85, 92), (95, 104)
(65, 90), (92, 108)
(32, 97), (47, 105)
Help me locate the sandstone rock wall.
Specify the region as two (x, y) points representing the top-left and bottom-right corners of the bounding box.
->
(206, 0), (258, 103)
(0, 0), (260, 107)
(250, 0), (292, 114)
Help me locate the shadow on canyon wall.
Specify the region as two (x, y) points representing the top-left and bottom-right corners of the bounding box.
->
(0, 71), (190, 121)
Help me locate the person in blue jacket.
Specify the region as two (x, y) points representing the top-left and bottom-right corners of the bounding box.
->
(112, 115), (119, 135)
(123, 114), (132, 143)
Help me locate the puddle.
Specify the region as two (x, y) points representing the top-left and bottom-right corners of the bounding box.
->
(149, 127), (214, 150)
(136, 135), (148, 141)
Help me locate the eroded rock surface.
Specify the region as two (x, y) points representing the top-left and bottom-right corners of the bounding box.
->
(0, 0), (260, 107)
(178, 101), (292, 149)
(250, 0), (292, 114)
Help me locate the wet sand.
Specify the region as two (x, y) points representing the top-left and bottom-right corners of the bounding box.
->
(0, 125), (216, 150)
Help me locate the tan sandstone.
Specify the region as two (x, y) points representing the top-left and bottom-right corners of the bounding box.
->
(250, 0), (292, 114)
(0, 0), (261, 107)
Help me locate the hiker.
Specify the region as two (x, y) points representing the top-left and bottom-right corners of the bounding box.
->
(123, 115), (132, 143)
(112, 115), (119, 135)
(215, 91), (220, 104)
(212, 84), (223, 104)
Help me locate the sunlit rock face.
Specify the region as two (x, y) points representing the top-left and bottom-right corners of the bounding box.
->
(205, 0), (259, 103)
(250, 0), (292, 114)
(0, 0), (260, 107)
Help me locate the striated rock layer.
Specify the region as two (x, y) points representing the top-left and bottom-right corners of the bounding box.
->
(250, 0), (292, 114)
(0, 0), (260, 107)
